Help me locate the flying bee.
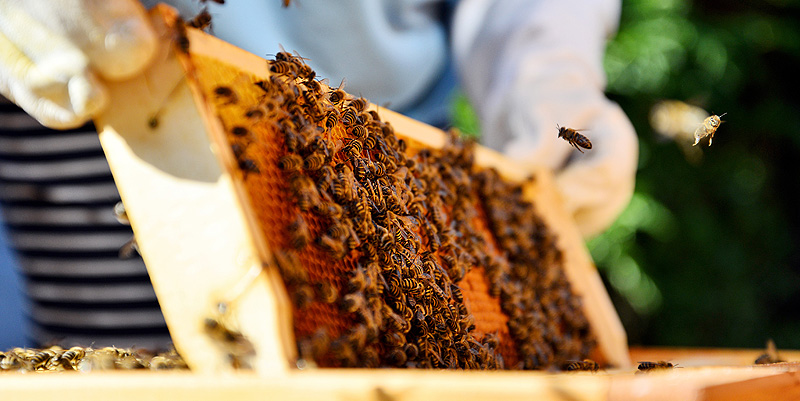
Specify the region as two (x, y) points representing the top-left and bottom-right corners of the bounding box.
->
(557, 125), (592, 153)
(637, 361), (676, 371)
(188, 8), (213, 31)
(693, 113), (726, 146)
(564, 359), (599, 372)
(214, 86), (238, 105)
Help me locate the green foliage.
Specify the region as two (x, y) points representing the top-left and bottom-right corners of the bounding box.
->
(451, 91), (482, 140)
(595, 0), (800, 348)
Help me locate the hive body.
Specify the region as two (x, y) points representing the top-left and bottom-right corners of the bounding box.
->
(94, 6), (628, 373)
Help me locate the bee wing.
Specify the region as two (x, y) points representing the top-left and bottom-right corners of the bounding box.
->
(692, 124), (705, 146)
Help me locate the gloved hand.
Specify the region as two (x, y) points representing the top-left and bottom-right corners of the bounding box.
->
(453, 0), (638, 237)
(0, 0), (157, 129)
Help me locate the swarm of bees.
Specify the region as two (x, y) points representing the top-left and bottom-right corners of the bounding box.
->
(0, 346), (187, 373)
(184, 38), (595, 370)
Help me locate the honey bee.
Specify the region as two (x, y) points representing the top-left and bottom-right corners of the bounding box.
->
(329, 88), (346, 105)
(341, 292), (366, 313)
(188, 8), (213, 31)
(564, 359), (599, 372)
(323, 110), (339, 130)
(349, 97), (368, 112)
(214, 86), (238, 105)
(314, 280), (339, 303)
(292, 284), (315, 309)
(341, 108), (358, 126)
(557, 125), (592, 153)
(350, 124), (368, 140)
(317, 234), (347, 259)
(754, 339), (784, 364)
(272, 249), (308, 285)
(238, 157), (260, 179)
(58, 346), (86, 370)
(270, 60), (299, 77)
(637, 361), (675, 371)
(203, 315), (256, 365)
(289, 215), (310, 249)
(231, 126), (250, 138)
(278, 153), (303, 172)
(386, 348), (408, 366)
(312, 201), (343, 220)
(244, 106), (266, 120)
(347, 264), (368, 293)
(30, 349), (58, 370)
(693, 113), (726, 146)
(303, 152), (326, 171)
(174, 20), (190, 53)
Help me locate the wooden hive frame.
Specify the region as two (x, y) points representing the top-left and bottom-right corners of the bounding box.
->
(93, 4), (628, 374)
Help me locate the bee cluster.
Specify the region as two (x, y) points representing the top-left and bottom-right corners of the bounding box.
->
(191, 48), (595, 370)
(0, 346), (187, 373)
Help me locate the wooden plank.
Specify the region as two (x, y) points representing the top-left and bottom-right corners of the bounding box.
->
(1, 363), (799, 401)
(607, 366), (798, 401)
(629, 347), (800, 368)
(0, 370), (608, 401)
(699, 370), (800, 401)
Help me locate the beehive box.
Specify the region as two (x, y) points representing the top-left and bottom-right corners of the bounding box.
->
(89, 4), (630, 373)
(4, 5), (800, 400)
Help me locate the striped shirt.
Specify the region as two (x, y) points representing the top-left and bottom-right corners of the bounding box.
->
(0, 96), (171, 350)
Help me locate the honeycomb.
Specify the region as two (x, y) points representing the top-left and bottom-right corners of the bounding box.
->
(185, 46), (595, 369)
(0, 346), (187, 372)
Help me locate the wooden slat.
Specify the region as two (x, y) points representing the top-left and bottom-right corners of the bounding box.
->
(94, 6), (293, 375)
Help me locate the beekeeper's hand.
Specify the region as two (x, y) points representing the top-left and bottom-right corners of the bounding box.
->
(454, 0), (638, 238)
(0, 0), (157, 129)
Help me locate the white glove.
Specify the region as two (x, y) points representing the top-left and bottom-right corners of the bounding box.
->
(0, 0), (157, 129)
(453, 0), (638, 237)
